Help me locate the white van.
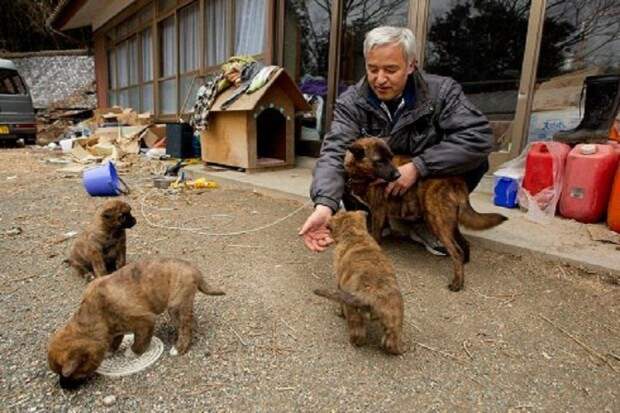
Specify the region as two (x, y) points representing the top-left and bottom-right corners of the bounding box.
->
(0, 58), (36, 144)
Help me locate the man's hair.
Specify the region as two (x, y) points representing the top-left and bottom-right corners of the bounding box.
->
(363, 26), (417, 65)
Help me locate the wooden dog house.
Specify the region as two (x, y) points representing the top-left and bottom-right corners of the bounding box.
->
(200, 68), (310, 171)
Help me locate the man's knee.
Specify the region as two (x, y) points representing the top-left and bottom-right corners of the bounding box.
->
(463, 159), (489, 193)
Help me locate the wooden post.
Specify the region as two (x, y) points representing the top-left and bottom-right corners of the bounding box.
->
(325, 0), (344, 130)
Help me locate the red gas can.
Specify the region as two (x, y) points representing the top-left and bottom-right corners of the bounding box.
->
(559, 144), (619, 223)
(522, 142), (571, 196)
(608, 164), (620, 233)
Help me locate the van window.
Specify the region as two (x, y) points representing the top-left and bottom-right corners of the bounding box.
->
(0, 69), (27, 95)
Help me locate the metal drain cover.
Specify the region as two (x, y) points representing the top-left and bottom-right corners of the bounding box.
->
(96, 334), (164, 377)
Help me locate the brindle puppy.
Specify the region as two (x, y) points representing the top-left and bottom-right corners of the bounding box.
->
(314, 211), (405, 355)
(344, 137), (507, 291)
(48, 258), (225, 389)
(67, 200), (136, 279)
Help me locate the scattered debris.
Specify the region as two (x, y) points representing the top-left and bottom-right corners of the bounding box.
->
(52, 231), (78, 244)
(102, 395), (116, 406)
(170, 178), (218, 190)
(586, 224), (620, 245)
(539, 314), (617, 372)
(6, 227), (22, 236)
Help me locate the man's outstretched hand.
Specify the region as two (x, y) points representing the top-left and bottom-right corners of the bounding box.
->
(299, 205), (334, 252)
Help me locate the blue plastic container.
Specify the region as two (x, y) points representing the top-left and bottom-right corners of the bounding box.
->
(493, 176), (520, 208)
(82, 162), (127, 196)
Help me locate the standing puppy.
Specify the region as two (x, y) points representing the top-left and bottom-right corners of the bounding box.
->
(314, 211), (405, 355)
(48, 258), (225, 388)
(67, 200), (136, 279)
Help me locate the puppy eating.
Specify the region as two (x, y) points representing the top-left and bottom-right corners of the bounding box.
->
(314, 211), (405, 355)
(67, 200), (136, 279)
(48, 258), (225, 388)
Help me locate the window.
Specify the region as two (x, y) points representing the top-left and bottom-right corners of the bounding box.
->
(527, 0), (620, 145)
(141, 29), (154, 113)
(284, 0), (332, 144)
(179, 2), (200, 113)
(338, 0), (409, 91)
(425, 1), (531, 125)
(159, 15), (177, 114)
(106, 0), (271, 118)
(234, 0), (266, 56)
(0, 69), (27, 95)
(205, 0), (230, 67)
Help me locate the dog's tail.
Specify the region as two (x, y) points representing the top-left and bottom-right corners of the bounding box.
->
(458, 198), (507, 230)
(313, 288), (372, 310)
(196, 275), (225, 296)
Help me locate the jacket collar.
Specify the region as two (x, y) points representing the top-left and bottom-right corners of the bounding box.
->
(356, 70), (433, 124)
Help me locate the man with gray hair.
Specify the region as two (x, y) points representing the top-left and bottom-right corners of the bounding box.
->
(299, 26), (493, 255)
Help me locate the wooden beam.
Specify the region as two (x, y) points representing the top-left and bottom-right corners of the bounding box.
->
(509, 0), (547, 157)
(325, 0), (344, 130)
(409, 0), (429, 67)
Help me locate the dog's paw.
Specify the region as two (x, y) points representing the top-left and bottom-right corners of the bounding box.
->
(169, 347), (179, 356)
(448, 282), (463, 292)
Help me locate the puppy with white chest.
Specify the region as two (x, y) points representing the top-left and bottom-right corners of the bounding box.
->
(48, 258), (225, 389)
(67, 200), (136, 279)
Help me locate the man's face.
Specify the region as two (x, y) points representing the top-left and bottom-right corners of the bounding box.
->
(366, 42), (415, 101)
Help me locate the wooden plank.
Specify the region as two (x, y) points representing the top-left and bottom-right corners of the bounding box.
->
(201, 112), (250, 168)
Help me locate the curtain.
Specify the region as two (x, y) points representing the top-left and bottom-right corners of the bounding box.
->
(179, 2), (199, 73)
(160, 16), (176, 77)
(205, 0), (230, 66)
(128, 36), (139, 86)
(107, 49), (116, 89)
(117, 41), (128, 88)
(142, 83), (153, 113)
(141, 29), (152, 82)
(159, 79), (177, 114)
(234, 0), (266, 56)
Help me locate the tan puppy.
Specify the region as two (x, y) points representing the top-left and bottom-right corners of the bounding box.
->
(48, 258), (224, 388)
(314, 211), (405, 355)
(67, 200), (136, 279)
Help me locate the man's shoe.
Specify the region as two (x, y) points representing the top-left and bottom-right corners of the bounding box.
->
(408, 221), (448, 256)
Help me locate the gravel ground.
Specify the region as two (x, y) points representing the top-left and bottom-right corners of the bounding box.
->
(0, 147), (618, 412)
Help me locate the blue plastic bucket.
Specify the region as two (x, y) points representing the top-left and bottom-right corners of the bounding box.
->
(82, 162), (129, 197)
(493, 176), (519, 208)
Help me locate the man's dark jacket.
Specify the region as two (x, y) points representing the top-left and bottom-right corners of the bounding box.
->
(310, 71), (494, 212)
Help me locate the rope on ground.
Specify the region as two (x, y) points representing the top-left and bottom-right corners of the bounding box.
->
(139, 188), (312, 237)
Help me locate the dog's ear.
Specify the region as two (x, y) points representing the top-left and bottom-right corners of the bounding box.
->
(61, 354), (82, 378)
(348, 141), (365, 160)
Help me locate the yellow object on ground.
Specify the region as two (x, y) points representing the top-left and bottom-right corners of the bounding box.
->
(170, 178), (218, 190)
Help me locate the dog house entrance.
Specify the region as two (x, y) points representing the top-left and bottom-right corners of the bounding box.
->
(256, 108), (286, 166)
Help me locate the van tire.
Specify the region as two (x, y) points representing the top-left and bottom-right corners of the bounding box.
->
(25, 134), (36, 145)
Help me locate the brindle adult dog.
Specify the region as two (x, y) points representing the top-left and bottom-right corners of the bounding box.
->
(344, 137), (507, 291)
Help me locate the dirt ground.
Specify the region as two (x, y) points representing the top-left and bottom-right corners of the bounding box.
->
(0, 147), (618, 412)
